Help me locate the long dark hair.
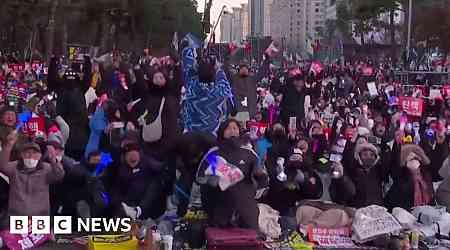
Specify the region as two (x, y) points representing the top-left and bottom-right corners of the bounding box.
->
(217, 119), (241, 142)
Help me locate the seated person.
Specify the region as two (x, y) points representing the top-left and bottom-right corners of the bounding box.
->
(196, 119), (266, 231)
(110, 143), (166, 220)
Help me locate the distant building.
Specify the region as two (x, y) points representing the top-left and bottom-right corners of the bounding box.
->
(232, 7), (243, 42)
(220, 12), (233, 42)
(263, 0), (273, 37)
(270, 0), (326, 52)
(249, 0), (264, 36)
(241, 3), (250, 39)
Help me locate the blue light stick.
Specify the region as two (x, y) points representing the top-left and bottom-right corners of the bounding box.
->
(16, 111), (32, 132)
(206, 152), (218, 176)
(94, 152), (113, 177)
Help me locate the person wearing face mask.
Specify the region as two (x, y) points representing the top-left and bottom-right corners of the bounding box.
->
(308, 120), (328, 162)
(231, 61), (257, 125)
(266, 139), (322, 215)
(130, 67), (180, 160)
(339, 142), (389, 208)
(385, 145), (433, 210)
(196, 119), (266, 230)
(0, 131), (64, 228)
(110, 143), (166, 220)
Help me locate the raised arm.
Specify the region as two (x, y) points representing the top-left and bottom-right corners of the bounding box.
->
(181, 47), (198, 86)
(46, 145), (65, 184)
(210, 69), (233, 99)
(0, 131), (18, 177)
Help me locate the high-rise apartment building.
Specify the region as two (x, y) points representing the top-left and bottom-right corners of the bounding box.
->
(241, 3), (250, 39)
(270, 0), (327, 52)
(249, 0), (264, 36)
(220, 12), (233, 42)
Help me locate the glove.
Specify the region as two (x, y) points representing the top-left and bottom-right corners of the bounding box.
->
(122, 202), (141, 220)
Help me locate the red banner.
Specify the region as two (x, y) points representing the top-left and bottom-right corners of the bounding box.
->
(247, 121), (268, 139)
(443, 86), (450, 98)
(8, 64), (25, 73)
(399, 97), (424, 117)
(362, 66), (374, 76)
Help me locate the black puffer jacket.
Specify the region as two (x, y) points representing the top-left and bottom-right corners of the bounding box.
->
(196, 137), (260, 230)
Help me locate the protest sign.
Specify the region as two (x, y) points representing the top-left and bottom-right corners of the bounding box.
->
(399, 97), (424, 117)
(308, 226), (354, 247)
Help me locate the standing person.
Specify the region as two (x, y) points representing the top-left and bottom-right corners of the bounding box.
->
(279, 74), (307, 129)
(181, 46), (234, 136)
(56, 70), (89, 160)
(130, 66), (180, 160)
(232, 61), (257, 126)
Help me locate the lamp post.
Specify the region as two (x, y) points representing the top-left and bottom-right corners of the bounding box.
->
(406, 0), (412, 66)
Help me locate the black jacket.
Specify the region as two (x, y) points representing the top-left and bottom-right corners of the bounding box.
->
(265, 149), (322, 215)
(197, 140), (260, 230)
(279, 84), (306, 127)
(340, 142), (391, 208)
(231, 75), (258, 118)
(111, 157), (165, 219)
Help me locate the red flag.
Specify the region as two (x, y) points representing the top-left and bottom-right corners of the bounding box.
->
(244, 42), (252, 54)
(228, 42), (238, 54)
(265, 41), (280, 57)
(310, 61), (324, 75)
(362, 66), (374, 76)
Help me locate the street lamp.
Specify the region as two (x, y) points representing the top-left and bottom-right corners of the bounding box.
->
(206, 5), (228, 47)
(406, 0), (412, 66)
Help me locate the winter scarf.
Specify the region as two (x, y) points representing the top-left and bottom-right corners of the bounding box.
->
(411, 169), (432, 206)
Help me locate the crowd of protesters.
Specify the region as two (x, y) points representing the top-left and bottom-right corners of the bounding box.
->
(0, 40), (449, 249)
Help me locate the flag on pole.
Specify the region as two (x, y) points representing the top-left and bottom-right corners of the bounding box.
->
(172, 32), (179, 51)
(265, 41), (280, 58)
(310, 61), (324, 75)
(182, 33), (202, 49)
(306, 36), (314, 55)
(228, 42), (238, 55)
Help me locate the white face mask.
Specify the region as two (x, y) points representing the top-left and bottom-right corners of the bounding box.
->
(23, 159), (39, 169)
(406, 159), (421, 171)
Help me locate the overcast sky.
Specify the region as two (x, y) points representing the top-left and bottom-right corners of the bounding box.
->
(196, 0), (247, 40)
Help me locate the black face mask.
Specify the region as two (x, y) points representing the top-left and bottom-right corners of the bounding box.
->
(222, 136), (241, 149)
(272, 130), (286, 140)
(337, 107), (346, 117)
(361, 158), (377, 169)
(312, 134), (326, 141)
(87, 163), (98, 170)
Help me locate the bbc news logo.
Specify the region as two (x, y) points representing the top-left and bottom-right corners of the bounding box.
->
(10, 216), (132, 235)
